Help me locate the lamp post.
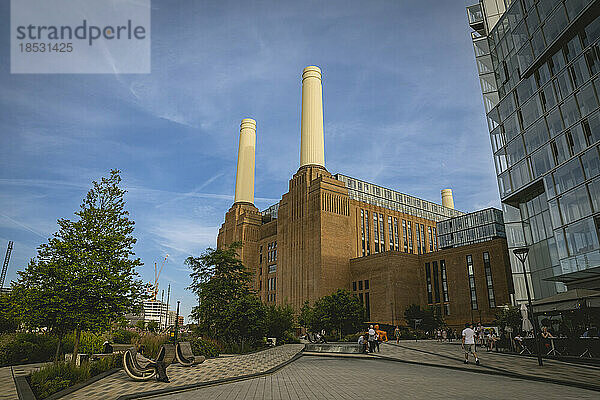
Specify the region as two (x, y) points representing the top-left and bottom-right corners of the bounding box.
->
(174, 300), (180, 342)
(513, 247), (543, 367)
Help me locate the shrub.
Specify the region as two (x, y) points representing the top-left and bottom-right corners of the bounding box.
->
(137, 334), (169, 359)
(342, 333), (362, 342)
(29, 362), (89, 399)
(189, 337), (220, 358)
(0, 333), (58, 366)
(280, 331), (300, 344)
(78, 331), (105, 354)
(112, 329), (139, 345)
(89, 354), (121, 376)
(29, 355), (121, 399)
(63, 331), (105, 355)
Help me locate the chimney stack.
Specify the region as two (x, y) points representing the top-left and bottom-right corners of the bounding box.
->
(233, 118), (256, 204)
(300, 66), (325, 168)
(441, 189), (454, 209)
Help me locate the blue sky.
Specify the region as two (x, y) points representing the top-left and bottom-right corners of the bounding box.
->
(0, 0), (498, 322)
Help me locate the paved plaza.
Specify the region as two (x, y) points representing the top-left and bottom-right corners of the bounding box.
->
(2, 341), (599, 399)
(0, 362), (46, 400)
(70, 344), (305, 400)
(158, 356), (599, 400)
(376, 341), (600, 391)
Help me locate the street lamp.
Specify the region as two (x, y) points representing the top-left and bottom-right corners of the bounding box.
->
(513, 247), (543, 367)
(174, 300), (180, 342)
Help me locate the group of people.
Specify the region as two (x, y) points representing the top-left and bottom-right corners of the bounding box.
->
(433, 328), (459, 342)
(357, 324), (386, 353)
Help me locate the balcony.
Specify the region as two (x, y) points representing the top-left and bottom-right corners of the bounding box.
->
(467, 3), (485, 34)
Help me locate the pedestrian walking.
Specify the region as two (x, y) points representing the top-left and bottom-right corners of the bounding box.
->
(462, 322), (480, 365)
(442, 329), (447, 342)
(394, 326), (400, 344)
(476, 323), (484, 347)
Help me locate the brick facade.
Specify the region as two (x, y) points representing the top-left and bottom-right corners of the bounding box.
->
(217, 167), (513, 329)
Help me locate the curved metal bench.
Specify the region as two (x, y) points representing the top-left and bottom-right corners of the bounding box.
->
(123, 344), (177, 381)
(123, 347), (158, 381)
(175, 341), (206, 366)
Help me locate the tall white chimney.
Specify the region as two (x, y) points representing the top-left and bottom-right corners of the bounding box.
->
(300, 66), (325, 168)
(441, 189), (455, 209)
(234, 118), (256, 204)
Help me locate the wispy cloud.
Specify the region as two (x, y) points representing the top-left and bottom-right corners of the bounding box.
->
(0, 0), (498, 321)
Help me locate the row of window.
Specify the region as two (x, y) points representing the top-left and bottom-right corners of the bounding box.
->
(352, 280), (370, 291)
(466, 253), (496, 310)
(351, 280), (371, 319)
(425, 260), (450, 316)
(488, 0), (592, 103)
(359, 209), (436, 257)
(336, 174), (462, 219)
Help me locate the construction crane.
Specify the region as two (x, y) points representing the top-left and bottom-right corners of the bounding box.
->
(148, 254), (168, 301)
(1, 241), (13, 289)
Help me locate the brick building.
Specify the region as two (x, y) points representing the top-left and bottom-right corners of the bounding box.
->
(217, 66), (514, 329)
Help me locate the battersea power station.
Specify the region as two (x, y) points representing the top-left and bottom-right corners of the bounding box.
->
(218, 66), (514, 328)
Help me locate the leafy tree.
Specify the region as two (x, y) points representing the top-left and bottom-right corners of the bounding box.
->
(135, 320), (146, 331)
(265, 304), (295, 342)
(494, 305), (522, 333)
(186, 243), (256, 343)
(221, 294), (266, 351)
(404, 304), (443, 332)
(301, 289), (364, 339)
(0, 292), (19, 334)
(12, 170), (146, 362)
(146, 320), (159, 333)
(298, 300), (316, 332)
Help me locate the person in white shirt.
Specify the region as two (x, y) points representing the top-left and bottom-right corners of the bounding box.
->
(462, 322), (480, 365)
(368, 325), (376, 353)
(357, 335), (367, 353)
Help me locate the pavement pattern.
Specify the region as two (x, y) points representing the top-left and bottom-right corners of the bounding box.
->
(158, 355), (599, 400)
(68, 344), (305, 400)
(375, 341), (600, 391)
(0, 362), (46, 400)
(2, 341), (599, 399)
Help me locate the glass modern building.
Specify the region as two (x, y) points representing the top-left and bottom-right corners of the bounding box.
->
(467, 0), (600, 302)
(437, 208), (506, 249)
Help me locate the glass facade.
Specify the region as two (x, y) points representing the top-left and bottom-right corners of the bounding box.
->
(261, 203), (279, 220)
(437, 207), (506, 248)
(334, 174), (464, 222)
(468, 0), (600, 300)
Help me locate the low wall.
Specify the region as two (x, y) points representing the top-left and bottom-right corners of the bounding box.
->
(304, 343), (362, 354)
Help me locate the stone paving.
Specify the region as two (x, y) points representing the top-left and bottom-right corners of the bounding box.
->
(158, 355), (599, 399)
(68, 344), (304, 400)
(374, 341), (600, 390)
(2, 341), (598, 399)
(0, 362), (46, 400)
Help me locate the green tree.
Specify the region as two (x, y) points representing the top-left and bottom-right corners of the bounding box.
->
(12, 170), (146, 363)
(494, 305), (522, 333)
(298, 300), (316, 332)
(135, 320), (146, 331)
(307, 289), (364, 339)
(186, 243), (256, 342)
(221, 294), (266, 351)
(146, 320), (159, 333)
(265, 304), (295, 342)
(404, 304), (443, 332)
(0, 292), (19, 334)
